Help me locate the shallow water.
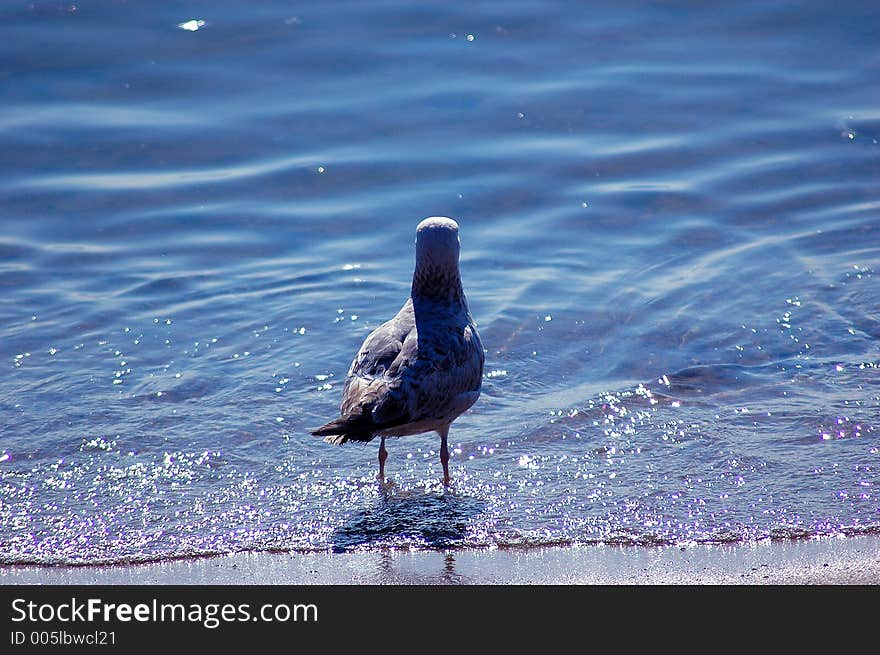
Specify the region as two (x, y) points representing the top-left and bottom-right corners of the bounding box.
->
(1, 0), (878, 564)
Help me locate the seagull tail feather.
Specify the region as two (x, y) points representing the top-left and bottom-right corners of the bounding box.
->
(310, 415), (375, 444)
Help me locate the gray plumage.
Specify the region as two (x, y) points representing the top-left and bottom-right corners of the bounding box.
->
(311, 217), (483, 483)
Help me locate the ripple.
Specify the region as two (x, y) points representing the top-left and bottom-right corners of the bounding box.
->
(18, 153), (317, 191)
(0, 103), (209, 133)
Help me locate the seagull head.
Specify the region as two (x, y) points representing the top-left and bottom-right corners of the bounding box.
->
(415, 216), (460, 265)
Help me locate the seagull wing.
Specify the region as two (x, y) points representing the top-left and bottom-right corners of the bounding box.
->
(311, 302), (416, 443)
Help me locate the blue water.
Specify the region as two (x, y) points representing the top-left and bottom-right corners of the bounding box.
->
(1, 0), (878, 564)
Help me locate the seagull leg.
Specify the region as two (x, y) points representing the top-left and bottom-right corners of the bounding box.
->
(439, 426), (451, 485)
(378, 435), (388, 482)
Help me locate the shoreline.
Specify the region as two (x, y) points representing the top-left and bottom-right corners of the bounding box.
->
(2, 534), (878, 585)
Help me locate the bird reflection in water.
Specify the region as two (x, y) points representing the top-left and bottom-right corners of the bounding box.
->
(331, 488), (485, 555)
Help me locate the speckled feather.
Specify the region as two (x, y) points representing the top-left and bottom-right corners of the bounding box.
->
(312, 217), (483, 445)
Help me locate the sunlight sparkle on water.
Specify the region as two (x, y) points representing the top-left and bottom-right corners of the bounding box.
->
(177, 19), (206, 31)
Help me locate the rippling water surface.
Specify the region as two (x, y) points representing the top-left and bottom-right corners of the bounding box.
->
(2, 0), (878, 564)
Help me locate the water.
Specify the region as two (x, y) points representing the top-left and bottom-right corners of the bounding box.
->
(1, 1), (878, 565)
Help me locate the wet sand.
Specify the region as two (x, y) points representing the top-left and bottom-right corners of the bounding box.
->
(2, 534), (877, 585)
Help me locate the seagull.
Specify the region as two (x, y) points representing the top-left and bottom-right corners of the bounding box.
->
(311, 217), (484, 484)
